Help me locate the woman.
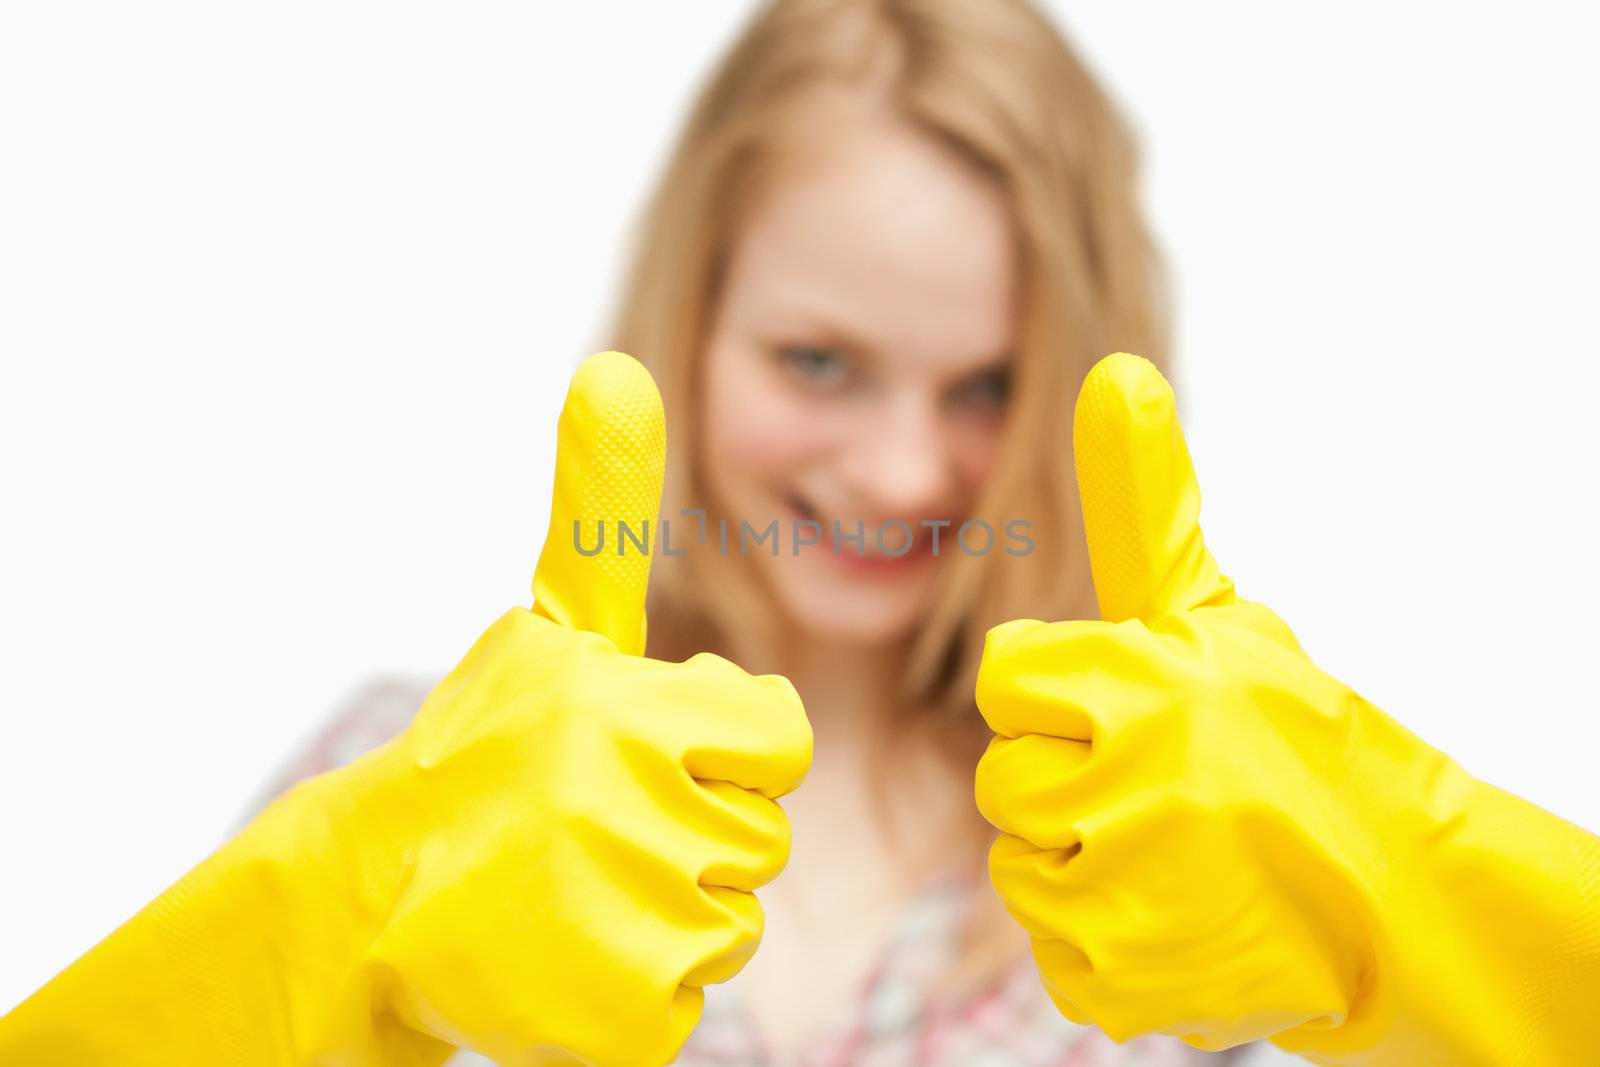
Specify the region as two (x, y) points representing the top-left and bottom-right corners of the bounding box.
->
(616, 0), (1193, 1061)
(5, 3), (1594, 1064)
(270, 1), (1224, 1063)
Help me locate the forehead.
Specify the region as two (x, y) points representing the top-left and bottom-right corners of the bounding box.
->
(725, 105), (1018, 374)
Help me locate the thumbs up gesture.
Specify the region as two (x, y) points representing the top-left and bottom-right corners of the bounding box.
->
(370, 351), (812, 1064)
(973, 354), (1600, 1064)
(0, 353), (812, 1067)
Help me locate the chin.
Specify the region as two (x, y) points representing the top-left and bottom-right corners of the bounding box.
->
(777, 580), (926, 647)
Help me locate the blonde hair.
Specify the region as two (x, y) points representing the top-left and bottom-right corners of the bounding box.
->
(614, 0), (1169, 715)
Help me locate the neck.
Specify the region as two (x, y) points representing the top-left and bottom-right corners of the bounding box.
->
(737, 624), (984, 903)
(722, 623), (910, 748)
(789, 635), (907, 746)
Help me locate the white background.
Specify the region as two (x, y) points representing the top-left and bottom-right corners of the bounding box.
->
(2, 0), (1596, 1047)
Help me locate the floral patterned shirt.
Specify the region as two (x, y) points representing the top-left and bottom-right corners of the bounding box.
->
(670, 872), (1232, 1067)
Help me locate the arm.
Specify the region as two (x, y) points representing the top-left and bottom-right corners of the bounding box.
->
(975, 353), (1600, 1065)
(0, 352), (813, 1066)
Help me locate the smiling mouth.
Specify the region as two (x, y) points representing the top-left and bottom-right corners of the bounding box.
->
(784, 493), (939, 570)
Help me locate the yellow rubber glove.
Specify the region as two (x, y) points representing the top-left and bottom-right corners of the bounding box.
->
(0, 351), (812, 1067)
(975, 352), (1600, 1065)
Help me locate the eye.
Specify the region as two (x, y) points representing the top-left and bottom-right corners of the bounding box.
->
(949, 365), (1011, 413)
(775, 345), (853, 390)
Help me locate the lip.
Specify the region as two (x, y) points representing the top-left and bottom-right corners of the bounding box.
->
(785, 497), (939, 578)
(828, 538), (935, 575)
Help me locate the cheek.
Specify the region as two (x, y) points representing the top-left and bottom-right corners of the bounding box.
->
(701, 345), (827, 507)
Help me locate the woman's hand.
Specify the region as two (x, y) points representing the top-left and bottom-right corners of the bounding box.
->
(0, 352), (812, 1067)
(974, 353), (1600, 1065)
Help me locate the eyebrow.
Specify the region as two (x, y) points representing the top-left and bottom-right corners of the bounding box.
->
(755, 295), (1013, 382)
(958, 354), (1016, 380)
(757, 294), (886, 365)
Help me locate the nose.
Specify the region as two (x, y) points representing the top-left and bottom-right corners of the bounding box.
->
(836, 389), (960, 523)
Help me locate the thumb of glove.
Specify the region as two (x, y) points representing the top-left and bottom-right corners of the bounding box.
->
(531, 350), (666, 656)
(1073, 352), (1235, 623)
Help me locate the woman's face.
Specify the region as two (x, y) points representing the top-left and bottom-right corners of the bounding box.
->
(701, 107), (1017, 646)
